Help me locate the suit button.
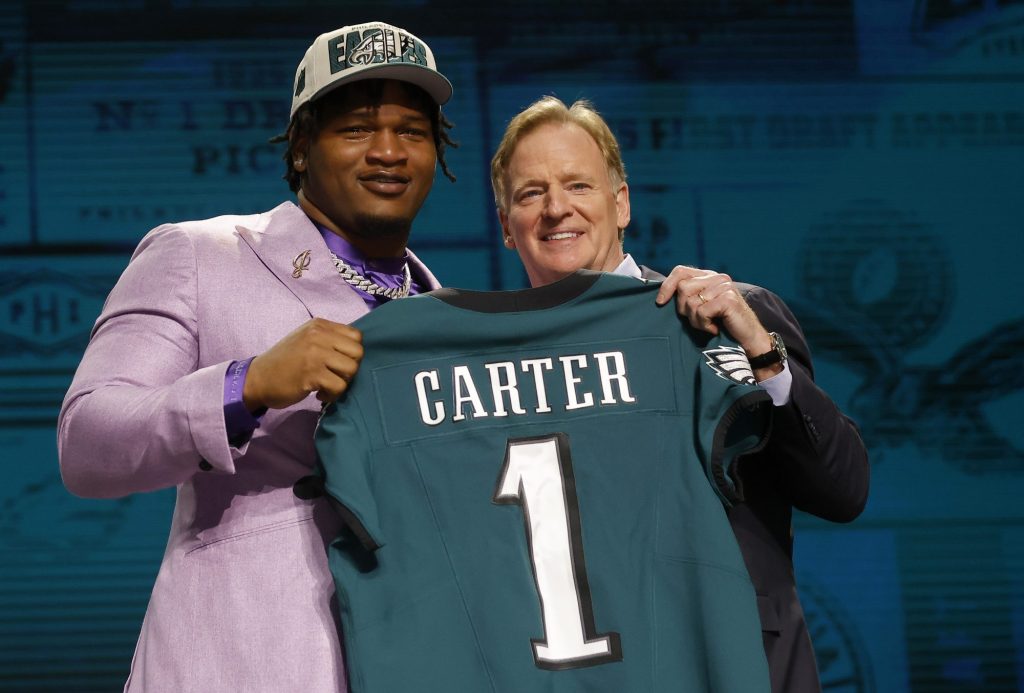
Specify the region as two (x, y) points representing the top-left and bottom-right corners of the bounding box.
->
(198, 459), (213, 471)
(803, 414), (821, 442)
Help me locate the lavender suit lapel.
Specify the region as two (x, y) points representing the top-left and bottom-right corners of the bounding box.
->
(236, 203), (369, 326)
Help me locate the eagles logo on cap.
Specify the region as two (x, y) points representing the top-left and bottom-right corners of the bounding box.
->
(290, 21), (453, 118)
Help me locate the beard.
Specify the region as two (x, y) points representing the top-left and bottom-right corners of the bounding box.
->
(348, 213), (413, 240)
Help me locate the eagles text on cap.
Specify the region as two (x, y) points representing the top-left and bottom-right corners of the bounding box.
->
(328, 26), (430, 75)
(290, 21), (453, 118)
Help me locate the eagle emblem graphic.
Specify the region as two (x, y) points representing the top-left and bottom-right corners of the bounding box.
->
(702, 346), (756, 386)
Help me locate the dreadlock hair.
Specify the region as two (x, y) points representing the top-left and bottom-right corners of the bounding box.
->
(269, 80), (457, 193)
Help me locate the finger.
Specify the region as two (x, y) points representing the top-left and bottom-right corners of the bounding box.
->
(308, 318), (363, 343)
(687, 273), (736, 310)
(694, 306), (721, 335)
(322, 321), (363, 343)
(331, 323), (363, 342)
(323, 351), (361, 380)
(655, 281), (678, 306)
(656, 265), (701, 305)
(314, 372), (353, 403)
(677, 286), (725, 336)
(694, 280), (728, 306)
(673, 275), (717, 316)
(329, 335), (365, 361)
(690, 305), (722, 335)
(315, 388), (344, 404)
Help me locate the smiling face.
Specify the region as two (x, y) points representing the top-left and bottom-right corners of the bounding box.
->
(296, 80), (437, 257)
(499, 122), (630, 287)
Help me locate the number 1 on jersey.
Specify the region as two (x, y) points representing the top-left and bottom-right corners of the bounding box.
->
(493, 433), (623, 670)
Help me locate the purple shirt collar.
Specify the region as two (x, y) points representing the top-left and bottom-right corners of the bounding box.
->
(310, 219), (424, 307)
(314, 221), (412, 276)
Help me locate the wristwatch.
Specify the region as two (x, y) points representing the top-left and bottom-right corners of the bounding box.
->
(748, 331), (787, 369)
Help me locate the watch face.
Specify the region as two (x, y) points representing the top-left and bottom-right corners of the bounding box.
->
(772, 332), (788, 360)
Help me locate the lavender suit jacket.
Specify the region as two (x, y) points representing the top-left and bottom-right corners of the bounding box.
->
(57, 201), (440, 692)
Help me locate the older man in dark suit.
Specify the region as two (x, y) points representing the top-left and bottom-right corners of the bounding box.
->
(490, 95), (870, 693)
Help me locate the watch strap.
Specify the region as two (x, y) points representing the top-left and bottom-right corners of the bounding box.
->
(748, 332), (786, 369)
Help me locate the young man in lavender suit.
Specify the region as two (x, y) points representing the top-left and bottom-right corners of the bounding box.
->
(57, 21), (455, 692)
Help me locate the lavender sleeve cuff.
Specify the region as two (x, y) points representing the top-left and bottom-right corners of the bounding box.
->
(224, 357), (266, 446)
(757, 361), (793, 407)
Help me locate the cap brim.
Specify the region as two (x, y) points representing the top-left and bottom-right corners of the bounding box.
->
(309, 63), (453, 109)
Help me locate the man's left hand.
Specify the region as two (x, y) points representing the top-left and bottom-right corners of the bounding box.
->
(655, 265), (782, 379)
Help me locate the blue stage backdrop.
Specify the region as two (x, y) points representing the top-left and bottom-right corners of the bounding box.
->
(1, 1), (1022, 691)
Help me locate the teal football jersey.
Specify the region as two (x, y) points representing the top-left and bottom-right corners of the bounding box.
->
(315, 271), (772, 692)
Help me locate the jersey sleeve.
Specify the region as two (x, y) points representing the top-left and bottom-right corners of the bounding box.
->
(691, 331), (773, 505)
(315, 395), (383, 552)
